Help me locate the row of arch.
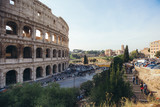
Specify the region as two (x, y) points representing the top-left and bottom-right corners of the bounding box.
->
(3, 45), (69, 59)
(6, 63), (67, 86)
(5, 21), (68, 46)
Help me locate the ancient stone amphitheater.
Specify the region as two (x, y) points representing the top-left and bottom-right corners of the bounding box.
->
(0, 0), (69, 88)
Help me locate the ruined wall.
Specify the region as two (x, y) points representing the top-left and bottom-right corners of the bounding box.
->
(135, 67), (160, 98)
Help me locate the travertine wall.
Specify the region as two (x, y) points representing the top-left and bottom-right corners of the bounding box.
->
(135, 67), (160, 98)
(0, 0), (70, 88)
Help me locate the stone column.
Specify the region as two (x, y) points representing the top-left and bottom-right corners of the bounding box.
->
(33, 45), (36, 62)
(56, 35), (58, 44)
(33, 67), (36, 81)
(0, 70), (5, 88)
(43, 47), (45, 61)
(18, 22), (23, 38)
(60, 37), (62, 45)
(43, 65), (46, 77)
(32, 26), (36, 41)
(50, 65), (53, 75)
(0, 17), (5, 36)
(18, 44), (24, 63)
(19, 68), (23, 83)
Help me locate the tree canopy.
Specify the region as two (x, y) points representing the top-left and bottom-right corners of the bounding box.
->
(0, 83), (79, 107)
(155, 51), (160, 58)
(83, 55), (88, 64)
(123, 45), (129, 62)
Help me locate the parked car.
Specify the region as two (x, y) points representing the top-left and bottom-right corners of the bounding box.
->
(146, 64), (157, 69)
(152, 65), (160, 69)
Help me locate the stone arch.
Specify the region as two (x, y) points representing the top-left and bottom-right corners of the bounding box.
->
(46, 48), (50, 58)
(6, 21), (18, 35)
(58, 50), (61, 57)
(23, 68), (32, 81)
(23, 47), (32, 58)
(45, 32), (50, 42)
(6, 70), (17, 85)
(62, 63), (65, 71)
(36, 48), (43, 58)
(53, 64), (57, 74)
(58, 63), (61, 72)
(62, 50), (64, 57)
(53, 49), (57, 58)
(6, 45), (18, 59)
(23, 25), (32, 38)
(36, 67), (43, 78)
(36, 29), (42, 40)
(46, 65), (51, 76)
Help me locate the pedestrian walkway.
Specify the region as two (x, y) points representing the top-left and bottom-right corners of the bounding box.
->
(125, 73), (148, 103)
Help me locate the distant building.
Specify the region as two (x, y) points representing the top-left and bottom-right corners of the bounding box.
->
(140, 48), (150, 58)
(121, 45), (124, 51)
(105, 45), (124, 56)
(105, 49), (113, 56)
(150, 40), (160, 58)
(115, 50), (124, 56)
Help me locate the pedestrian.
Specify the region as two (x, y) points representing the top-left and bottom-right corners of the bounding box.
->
(143, 83), (147, 95)
(136, 76), (138, 85)
(140, 82), (144, 93)
(132, 76), (135, 84)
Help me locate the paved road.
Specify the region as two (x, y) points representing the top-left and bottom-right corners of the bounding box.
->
(57, 73), (95, 88)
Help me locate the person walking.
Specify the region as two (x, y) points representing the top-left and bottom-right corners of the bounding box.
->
(143, 83), (147, 95)
(136, 76), (138, 85)
(132, 75), (135, 84)
(140, 82), (144, 93)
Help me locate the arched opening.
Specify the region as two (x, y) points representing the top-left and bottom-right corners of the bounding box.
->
(6, 21), (17, 35)
(23, 26), (32, 38)
(6, 45), (18, 59)
(36, 67), (43, 78)
(46, 48), (50, 58)
(36, 48), (42, 58)
(58, 36), (61, 44)
(62, 63), (65, 71)
(36, 29), (42, 40)
(23, 47), (32, 58)
(62, 50), (64, 57)
(23, 68), (31, 81)
(53, 49), (56, 58)
(6, 70), (17, 86)
(10, 0), (15, 5)
(58, 50), (61, 57)
(45, 32), (50, 42)
(46, 65), (51, 76)
(58, 64), (61, 72)
(53, 65), (57, 74)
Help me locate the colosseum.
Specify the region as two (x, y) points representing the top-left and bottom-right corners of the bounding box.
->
(0, 0), (69, 88)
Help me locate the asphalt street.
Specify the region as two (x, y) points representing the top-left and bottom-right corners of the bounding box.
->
(56, 73), (95, 88)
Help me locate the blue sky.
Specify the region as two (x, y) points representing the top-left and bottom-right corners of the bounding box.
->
(39, 0), (160, 51)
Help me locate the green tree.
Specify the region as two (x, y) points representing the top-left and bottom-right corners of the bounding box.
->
(90, 56), (133, 106)
(83, 55), (88, 64)
(123, 45), (129, 62)
(80, 80), (93, 96)
(155, 51), (160, 58)
(0, 83), (79, 107)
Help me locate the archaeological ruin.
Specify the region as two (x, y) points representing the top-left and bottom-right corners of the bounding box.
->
(0, 0), (69, 88)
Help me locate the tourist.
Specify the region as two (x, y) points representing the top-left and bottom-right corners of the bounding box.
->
(136, 76), (138, 85)
(132, 76), (135, 84)
(143, 83), (147, 95)
(140, 82), (144, 93)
